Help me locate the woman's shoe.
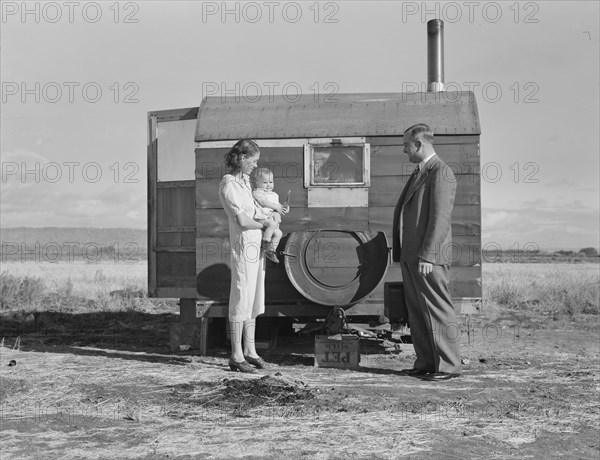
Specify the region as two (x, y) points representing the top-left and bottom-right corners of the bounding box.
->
(244, 355), (270, 369)
(228, 358), (257, 373)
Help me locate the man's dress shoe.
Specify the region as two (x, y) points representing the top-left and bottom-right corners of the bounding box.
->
(421, 372), (460, 381)
(400, 368), (430, 376)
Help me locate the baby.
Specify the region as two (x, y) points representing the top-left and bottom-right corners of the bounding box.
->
(251, 168), (289, 263)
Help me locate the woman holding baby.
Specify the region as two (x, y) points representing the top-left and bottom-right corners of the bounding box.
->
(218, 139), (288, 373)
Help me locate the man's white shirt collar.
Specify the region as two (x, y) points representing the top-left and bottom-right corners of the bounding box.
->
(418, 153), (436, 171)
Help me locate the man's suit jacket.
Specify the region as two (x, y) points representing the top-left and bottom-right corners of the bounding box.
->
(392, 155), (456, 265)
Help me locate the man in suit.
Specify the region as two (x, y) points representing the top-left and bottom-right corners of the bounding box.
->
(392, 123), (461, 381)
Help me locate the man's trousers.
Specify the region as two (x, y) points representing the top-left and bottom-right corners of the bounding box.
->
(400, 259), (461, 374)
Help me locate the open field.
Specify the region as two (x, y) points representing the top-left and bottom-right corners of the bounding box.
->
(0, 261), (149, 308)
(0, 262), (599, 459)
(1, 260), (598, 317)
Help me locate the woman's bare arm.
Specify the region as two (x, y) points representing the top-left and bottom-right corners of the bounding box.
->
(235, 212), (265, 230)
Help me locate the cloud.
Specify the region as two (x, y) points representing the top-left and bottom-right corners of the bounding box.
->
(483, 206), (599, 250)
(1, 178), (146, 228)
(1, 119), (52, 154)
(483, 211), (519, 227)
(518, 199), (591, 213)
(521, 198), (547, 208)
(547, 178), (576, 187)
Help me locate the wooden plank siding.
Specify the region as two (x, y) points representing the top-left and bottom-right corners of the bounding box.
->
(196, 174), (479, 209)
(367, 135), (480, 146)
(371, 144), (480, 176)
(156, 251), (196, 288)
(369, 206), (481, 237)
(195, 135), (481, 310)
(369, 205), (481, 234)
(369, 175), (480, 206)
(196, 175), (307, 209)
(196, 143), (479, 184)
(195, 141), (480, 251)
(196, 147), (305, 181)
(194, 235), (480, 303)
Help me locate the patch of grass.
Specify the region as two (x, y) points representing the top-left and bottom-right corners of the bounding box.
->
(0, 271), (45, 310)
(2, 262), (599, 324)
(484, 263), (600, 319)
(487, 279), (522, 307)
(0, 262), (151, 313)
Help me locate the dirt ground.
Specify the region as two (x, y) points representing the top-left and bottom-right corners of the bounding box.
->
(0, 303), (599, 460)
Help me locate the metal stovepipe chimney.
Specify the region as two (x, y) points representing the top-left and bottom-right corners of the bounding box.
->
(427, 19), (445, 92)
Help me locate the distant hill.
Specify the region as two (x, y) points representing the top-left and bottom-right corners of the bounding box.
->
(1, 228), (147, 262)
(1, 228), (597, 264)
(1, 227), (147, 247)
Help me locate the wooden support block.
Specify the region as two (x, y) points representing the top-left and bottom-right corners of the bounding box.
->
(199, 318), (209, 356)
(270, 323), (279, 349)
(169, 319), (211, 355)
(314, 334), (360, 369)
(384, 282), (409, 324)
(169, 322), (201, 351)
(172, 299), (212, 355)
(179, 298), (212, 322)
(180, 298), (198, 323)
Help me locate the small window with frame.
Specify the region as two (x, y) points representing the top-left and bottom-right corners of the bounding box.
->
(304, 139), (370, 188)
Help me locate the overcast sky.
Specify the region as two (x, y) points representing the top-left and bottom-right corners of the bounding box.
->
(1, 1), (599, 251)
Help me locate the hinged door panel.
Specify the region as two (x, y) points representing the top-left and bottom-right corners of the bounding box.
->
(148, 107), (198, 297)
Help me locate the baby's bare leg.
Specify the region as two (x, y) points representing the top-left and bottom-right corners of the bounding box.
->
(271, 228), (283, 249)
(265, 216), (282, 248)
(262, 219), (276, 241)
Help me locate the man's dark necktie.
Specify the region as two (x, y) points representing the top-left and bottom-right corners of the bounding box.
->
(407, 165), (420, 187)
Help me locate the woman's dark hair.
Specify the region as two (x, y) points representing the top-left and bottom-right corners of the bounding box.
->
(224, 139), (260, 172)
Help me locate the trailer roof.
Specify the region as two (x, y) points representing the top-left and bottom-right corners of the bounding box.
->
(194, 91), (480, 142)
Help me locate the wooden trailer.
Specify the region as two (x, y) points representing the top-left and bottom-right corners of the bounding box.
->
(147, 90), (482, 351)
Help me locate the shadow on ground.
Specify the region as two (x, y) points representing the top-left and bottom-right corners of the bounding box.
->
(0, 311), (406, 366)
(0, 311), (178, 359)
